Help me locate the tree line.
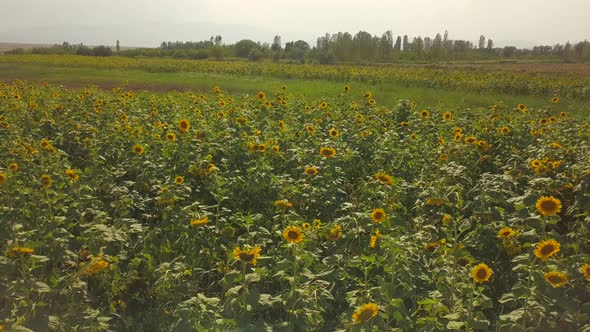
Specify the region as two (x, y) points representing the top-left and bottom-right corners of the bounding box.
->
(4, 31), (590, 63)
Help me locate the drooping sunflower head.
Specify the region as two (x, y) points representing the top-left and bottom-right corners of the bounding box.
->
(497, 227), (516, 239)
(178, 119), (190, 133)
(581, 264), (590, 281)
(535, 196), (562, 216)
(65, 169), (79, 181)
(544, 271), (567, 288)
(274, 199), (293, 209)
(370, 208), (386, 223)
(457, 256), (472, 267)
(370, 229), (381, 249)
(232, 246), (262, 266)
(352, 303), (379, 324)
(374, 172), (394, 185)
(472, 263), (493, 283)
(283, 226), (304, 244)
(326, 224), (342, 241)
(191, 217), (209, 227)
(305, 166), (318, 176)
(534, 239), (560, 261)
(328, 128), (339, 138)
(400, 121), (409, 127)
(551, 97), (560, 104)
(41, 174), (52, 189)
(439, 153), (449, 161)
(174, 176), (184, 185)
(0, 173), (6, 184)
(320, 147), (336, 158)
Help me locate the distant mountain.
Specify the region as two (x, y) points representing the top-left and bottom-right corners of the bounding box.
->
(0, 22), (281, 48)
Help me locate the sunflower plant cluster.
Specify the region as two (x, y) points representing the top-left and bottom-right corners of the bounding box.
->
(0, 80), (588, 331)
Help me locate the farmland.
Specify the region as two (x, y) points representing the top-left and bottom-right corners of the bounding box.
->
(0, 55), (589, 331)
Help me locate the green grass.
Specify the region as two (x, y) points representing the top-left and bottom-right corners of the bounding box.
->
(1, 63), (588, 114)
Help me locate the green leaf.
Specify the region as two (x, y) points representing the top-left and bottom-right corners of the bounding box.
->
(446, 321), (465, 330)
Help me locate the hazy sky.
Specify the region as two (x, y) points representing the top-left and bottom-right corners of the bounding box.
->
(1, 0), (589, 47)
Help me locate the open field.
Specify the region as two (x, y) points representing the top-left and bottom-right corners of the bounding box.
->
(0, 55), (589, 331)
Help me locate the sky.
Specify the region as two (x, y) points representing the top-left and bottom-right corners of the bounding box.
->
(1, 0), (589, 48)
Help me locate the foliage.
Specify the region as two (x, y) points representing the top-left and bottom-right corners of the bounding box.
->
(0, 80), (589, 331)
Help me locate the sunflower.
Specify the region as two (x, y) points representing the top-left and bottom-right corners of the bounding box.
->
(320, 147), (336, 158)
(4, 246), (35, 258)
(41, 174), (52, 189)
(439, 153), (449, 161)
(464, 136), (477, 144)
(457, 257), (472, 267)
(313, 219), (322, 228)
(319, 101), (328, 109)
(257, 91), (265, 100)
(442, 214), (452, 225)
(218, 100), (226, 107)
(40, 139), (51, 149)
(368, 99), (376, 105)
(283, 226), (304, 244)
(420, 110), (430, 118)
(9, 163), (18, 171)
(305, 166), (318, 176)
(305, 125), (315, 134)
(328, 128), (339, 138)
(343, 85), (350, 92)
(549, 142), (561, 149)
(363, 91), (372, 99)
(400, 121), (409, 127)
(281, 85), (287, 91)
(174, 176), (184, 185)
(500, 126), (510, 135)
(352, 303), (379, 324)
(535, 196), (561, 216)
(0, 173), (6, 184)
(549, 116), (557, 123)
(530, 159), (542, 168)
(580, 264), (590, 280)
(271, 145), (280, 153)
(370, 229), (381, 249)
(191, 217), (209, 227)
(472, 263), (493, 283)
(65, 169), (79, 181)
(410, 133), (418, 140)
(274, 199), (293, 209)
(544, 271), (567, 287)
(133, 144), (145, 155)
(374, 172), (393, 185)
(326, 225), (342, 241)
(178, 119), (190, 133)
(370, 208), (386, 223)
(497, 227), (516, 238)
(232, 246), (261, 266)
(442, 112), (452, 121)
(120, 114), (128, 121)
(438, 137), (445, 145)
(517, 103), (527, 111)
(551, 97), (560, 104)
(534, 239), (560, 260)
(560, 112), (567, 117)
(264, 100), (272, 107)
(302, 222), (311, 231)
(530, 129), (539, 136)
(539, 118), (548, 125)
(257, 144), (267, 152)
(166, 132), (176, 142)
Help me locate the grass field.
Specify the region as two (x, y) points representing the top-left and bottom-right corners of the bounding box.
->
(0, 55), (589, 331)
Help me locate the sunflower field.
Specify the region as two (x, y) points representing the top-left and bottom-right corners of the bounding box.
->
(0, 80), (589, 331)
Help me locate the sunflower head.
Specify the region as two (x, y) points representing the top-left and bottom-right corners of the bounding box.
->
(232, 246), (262, 266)
(370, 208), (386, 223)
(274, 199), (293, 209)
(326, 225), (342, 241)
(442, 112), (452, 121)
(400, 121), (409, 127)
(534, 239), (560, 261)
(174, 176), (184, 185)
(302, 222), (311, 231)
(472, 263), (493, 283)
(191, 217), (209, 227)
(133, 144), (145, 155)
(517, 103), (527, 111)
(544, 271), (567, 288)
(0, 173), (6, 184)
(41, 174), (52, 189)
(497, 227), (516, 239)
(320, 147), (336, 158)
(305, 166), (318, 176)
(178, 119), (190, 133)
(8, 163), (19, 172)
(370, 230), (382, 249)
(464, 136), (477, 144)
(352, 302), (379, 324)
(535, 196), (562, 216)
(283, 226), (304, 244)
(319, 101), (328, 109)
(581, 264), (590, 281)
(420, 110), (430, 118)
(344, 85), (350, 92)
(328, 128), (339, 138)
(374, 172), (394, 185)
(500, 126), (510, 135)
(551, 97), (560, 104)
(257, 91), (265, 100)
(166, 132), (176, 142)
(442, 214), (452, 225)
(65, 169), (79, 181)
